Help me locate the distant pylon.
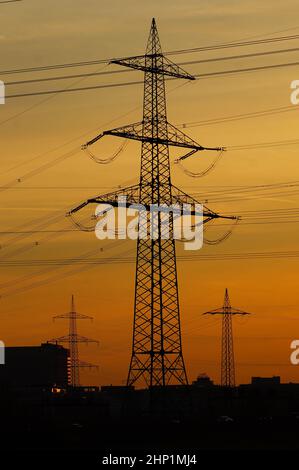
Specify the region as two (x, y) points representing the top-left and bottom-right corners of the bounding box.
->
(203, 289), (250, 387)
(48, 295), (98, 387)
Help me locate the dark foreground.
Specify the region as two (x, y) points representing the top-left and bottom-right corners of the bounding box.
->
(1, 384), (299, 465)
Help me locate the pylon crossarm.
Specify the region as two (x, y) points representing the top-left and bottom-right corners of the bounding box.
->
(229, 308), (251, 315)
(83, 121), (223, 156)
(47, 336), (69, 344)
(92, 121), (217, 151)
(68, 184), (231, 219)
(110, 54), (195, 80)
(53, 312), (93, 320)
(66, 199), (92, 216)
(103, 122), (143, 143)
(167, 122), (223, 153)
(202, 308), (225, 315)
(66, 184), (140, 216)
(175, 146), (226, 163)
(82, 132), (104, 149)
(162, 55), (195, 80)
(203, 308), (250, 315)
(74, 334), (99, 344)
(78, 360), (99, 369)
(52, 312), (70, 320)
(175, 149), (198, 162)
(82, 122), (143, 148)
(48, 335), (98, 344)
(171, 185), (216, 214)
(171, 185), (237, 221)
(69, 195), (218, 220)
(110, 55), (148, 71)
(66, 183), (237, 233)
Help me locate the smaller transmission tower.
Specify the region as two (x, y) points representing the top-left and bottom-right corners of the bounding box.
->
(203, 289), (250, 387)
(48, 295), (98, 387)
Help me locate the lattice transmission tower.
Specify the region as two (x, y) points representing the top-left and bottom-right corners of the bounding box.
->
(203, 288), (250, 387)
(48, 295), (98, 387)
(68, 19), (236, 387)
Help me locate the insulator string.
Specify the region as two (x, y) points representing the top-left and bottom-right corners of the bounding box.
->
(68, 212), (96, 232)
(69, 211), (129, 235)
(203, 217), (240, 245)
(84, 139), (128, 164)
(175, 149), (224, 178)
(175, 217), (239, 245)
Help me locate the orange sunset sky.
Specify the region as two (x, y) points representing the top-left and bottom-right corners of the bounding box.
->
(0, 0), (299, 386)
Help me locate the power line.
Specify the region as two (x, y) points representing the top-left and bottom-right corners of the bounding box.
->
(198, 191), (299, 204)
(0, 230), (80, 234)
(190, 180), (299, 195)
(0, 247), (296, 300)
(0, 186), (119, 190)
(6, 59), (299, 100)
(180, 46), (299, 66)
(0, 106), (141, 192)
(194, 59), (299, 79)
(0, 237), (131, 291)
(228, 137), (299, 151)
(1, 180), (299, 199)
(0, 83), (184, 191)
(6, 46), (299, 88)
(0, 147), (80, 194)
(1, 217), (299, 233)
(164, 33), (299, 55)
(5, 80), (145, 99)
(0, 104), (139, 176)
(0, 132), (297, 207)
(2, 32), (299, 76)
(2, 179), (299, 191)
(178, 104), (299, 129)
(1, 250), (299, 267)
(0, 132), (297, 212)
(176, 137), (299, 156)
(0, 245), (136, 299)
(0, 62), (109, 128)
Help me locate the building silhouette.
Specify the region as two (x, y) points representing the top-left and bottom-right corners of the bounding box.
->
(0, 343), (69, 388)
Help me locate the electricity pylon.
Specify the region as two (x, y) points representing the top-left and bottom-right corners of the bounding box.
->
(48, 295), (98, 387)
(68, 19), (236, 387)
(203, 289), (250, 387)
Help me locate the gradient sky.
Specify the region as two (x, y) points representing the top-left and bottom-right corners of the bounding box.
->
(0, 0), (299, 386)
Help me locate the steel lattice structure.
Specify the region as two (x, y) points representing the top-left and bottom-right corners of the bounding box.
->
(48, 295), (98, 387)
(68, 19), (236, 387)
(203, 289), (250, 387)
